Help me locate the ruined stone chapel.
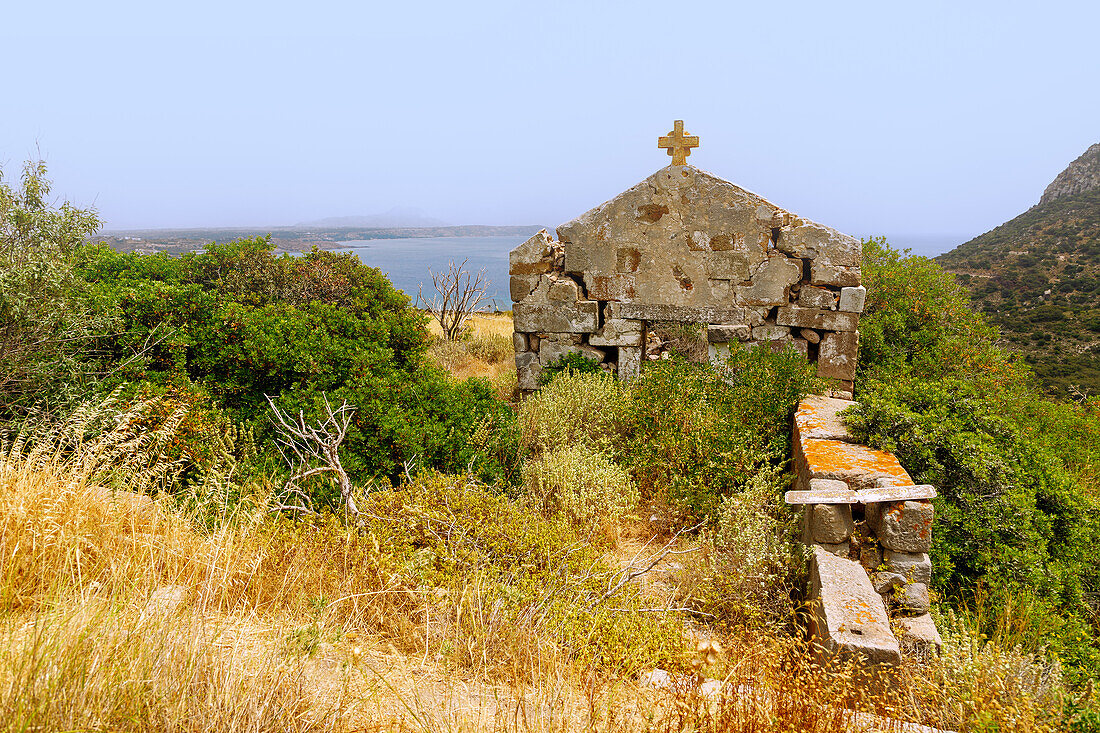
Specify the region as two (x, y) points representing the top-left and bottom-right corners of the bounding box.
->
(509, 123), (942, 667)
(509, 120), (865, 393)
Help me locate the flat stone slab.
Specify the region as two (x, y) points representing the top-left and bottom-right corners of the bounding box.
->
(785, 488), (860, 504)
(858, 484), (937, 503)
(794, 395), (857, 442)
(809, 546), (901, 667)
(786, 479), (858, 504)
(798, 438), (914, 491)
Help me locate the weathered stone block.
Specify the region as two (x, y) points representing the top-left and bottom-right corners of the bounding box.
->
(583, 273), (636, 302)
(785, 478), (858, 505)
(818, 331), (859, 381)
(807, 503), (854, 544)
(814, 541), (851, 557)
(752, 324), (790, 340)
(512, 332), (528, 353)
(857, 484), (937, 503)
(703, 251), (751, 280)
(795, 437), (914, 492)
(870, 500), (934, 553)
(613, 303), (747, 324)
(707, 324), (751, 342)
(515, 351), (542, 391)
(617, 346), (642, 381)
(883, 550), (932, 585)
(776, 306), (859, 333)
(510, 274), (541, 302)
(745, 307), (770, 327)
(777, 222), (861, 266)
(801, 327), (821, 343)
(794, 395), (857, 443)
(838, 286), (867, 313)
(890, 581), (930, 615)
(895, 614), (942, 658)
(513, 301), (599, 333)
(510, 230), (560, 277)
(811, 263), (862, 288)
(799, 285), (838, 310)
(589, 319), (643, 347)
(808, 547), (901, 667)
(548, 277), (582, 302)
(735, 257), (802, 305)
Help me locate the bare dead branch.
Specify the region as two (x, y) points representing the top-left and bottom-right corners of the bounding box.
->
(418, 259), (489, 341)
(589, 520), (705, 609)
(265, 393), (359, 517)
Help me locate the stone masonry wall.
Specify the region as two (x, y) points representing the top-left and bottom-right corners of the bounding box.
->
(788, 396), (942, 666)
(510, 165), (865, 393)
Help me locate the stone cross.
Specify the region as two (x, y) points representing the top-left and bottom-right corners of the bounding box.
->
(657, 120), (699, 166)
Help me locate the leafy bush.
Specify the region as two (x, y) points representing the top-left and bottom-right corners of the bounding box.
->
(855, 237), (1100, 678)
(845, 379), (1100, 674)
(858, 237), (1019, 389)
(523, 443), (638, 530)
(537, 352), (603, 385)
(77, 239), (509, 487)
(677, 465), (803, 628)
(0, 160), (106, 414)
(517, 369), (631, 458)
(625, 346), (820, 518)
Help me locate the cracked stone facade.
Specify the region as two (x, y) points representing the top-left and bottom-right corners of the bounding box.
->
(509, 164), (865, 393)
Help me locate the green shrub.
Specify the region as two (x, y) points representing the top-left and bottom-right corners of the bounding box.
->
(536, 352), (602, 385)
(517, 369), (631, 457)
(0, 160), (107, 415)
(360, 473), (687, 676)
(858, 237), (1019, 390)
(847, 377), (1100, 676)
(77, 240), (510, 489)
(625, 346), (820, 518)
(523, 443), (638, 530)
(678, 465), (803, 628)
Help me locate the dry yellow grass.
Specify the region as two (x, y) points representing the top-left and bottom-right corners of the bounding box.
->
(425, 311), (517, 391)
(0, 401), (1075, 732)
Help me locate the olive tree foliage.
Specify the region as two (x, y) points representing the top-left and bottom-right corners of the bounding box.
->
(0, 160), (105, 411)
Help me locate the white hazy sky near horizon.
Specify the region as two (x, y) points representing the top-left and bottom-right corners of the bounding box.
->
(2, 0), (1098, 246)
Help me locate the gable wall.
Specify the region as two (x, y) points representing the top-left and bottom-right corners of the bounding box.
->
(510, 165), (865, 394)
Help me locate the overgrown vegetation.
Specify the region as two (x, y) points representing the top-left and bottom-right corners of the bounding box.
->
(855, 237), (1100, 681)
(4, 159), (1099, 730)
(936, 184), (1100, 397)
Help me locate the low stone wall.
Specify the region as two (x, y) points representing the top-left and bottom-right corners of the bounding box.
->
(787, 396), (942, 666)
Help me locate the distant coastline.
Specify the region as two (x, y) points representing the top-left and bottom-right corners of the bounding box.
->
(94, 224), (547, 256)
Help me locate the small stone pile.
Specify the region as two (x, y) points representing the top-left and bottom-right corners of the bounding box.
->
(788, 395), (941, 666)
(509, 165), (865, 394)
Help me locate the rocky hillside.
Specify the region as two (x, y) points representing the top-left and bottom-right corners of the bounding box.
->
(937, 143), (1100, 397)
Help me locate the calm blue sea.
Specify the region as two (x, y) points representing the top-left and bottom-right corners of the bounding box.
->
(330, 235), (525, 311)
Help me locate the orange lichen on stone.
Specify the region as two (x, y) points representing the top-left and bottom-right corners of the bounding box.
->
(794, 395), (857, 443)
(800, 438), (915, 490)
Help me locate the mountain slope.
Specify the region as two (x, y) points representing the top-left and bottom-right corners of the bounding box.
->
(937, 143), (1100, 397)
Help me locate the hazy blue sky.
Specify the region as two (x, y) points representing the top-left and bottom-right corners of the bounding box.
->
(2, 0), (1098, 246)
